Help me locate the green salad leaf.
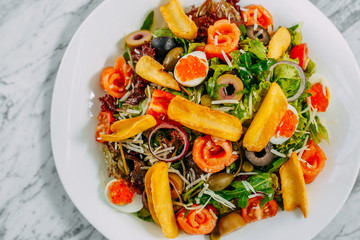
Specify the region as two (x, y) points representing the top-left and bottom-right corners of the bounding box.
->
(288, 23), (303, 48)
(200, 173), (274, 209)
(140, 11), (154, 31)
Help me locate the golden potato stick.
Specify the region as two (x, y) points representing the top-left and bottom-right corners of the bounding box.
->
(150, 162), (179, 238)
(268, 27), (291, 59)
(160, 0), (198, 40)
(280, 152), (309, 218)
(118, 141), (129, 175)
(135, 56), (180, 91)
(144, 165), (160, 225)
(168, 96), (242, 141)
(101, 115), (156, 142)
(243, 82), (287, 152)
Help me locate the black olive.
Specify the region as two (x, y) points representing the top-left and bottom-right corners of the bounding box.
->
(246, 25), (270, 46)
(151, 37), (178, 60)
(244, 143), (275, 167)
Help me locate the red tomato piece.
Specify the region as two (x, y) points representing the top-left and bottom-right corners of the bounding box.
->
(307, 83), (330, 112)
(146, 89), (175, 124)
(241, 196), (278, 223)
(95, 110), (114, 143)
(192, 135), (238, 173)
(299, 140), (327, 184)
(290, 43), (309, 69)
(176, 205), (217, 235)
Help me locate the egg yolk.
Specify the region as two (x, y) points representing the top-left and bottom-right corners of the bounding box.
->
(108, 179), (134, 205)
(308, 83), (329, 112)
(275, 109), (298, 138)
(175, 55), (207, 82)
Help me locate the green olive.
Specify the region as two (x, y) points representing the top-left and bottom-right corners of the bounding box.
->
(125, 30), (152, 49)
(242, 161), (254, 172)
(207, 173), (234, 191)
(162, 47), (184, 71)
(201, 94), (213, 107)
(218, 212), (247, 236)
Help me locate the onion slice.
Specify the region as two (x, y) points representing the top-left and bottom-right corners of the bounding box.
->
(148, 122), (189, 162)
(266, 60), (307, 102)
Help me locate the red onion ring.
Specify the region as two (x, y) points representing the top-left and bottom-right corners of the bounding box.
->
(148, 122), (189, 162)
(266, 60), (307, 102)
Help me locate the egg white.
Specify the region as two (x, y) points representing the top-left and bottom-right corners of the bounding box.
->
(104, 179), (143, 213)
(270, 104), (299, 145)
(174, 51), (209, 87)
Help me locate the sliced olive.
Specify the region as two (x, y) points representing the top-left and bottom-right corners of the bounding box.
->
(217, 74), (244, 101)
(246, 25), (270, 46)
(163, 47), (184, 71)
(208, 173), (234, 191)
(218, 212), (247, 236)
(151, 37), (178, 60)
(245, 142), (275, 167)
(125, 30), (152, 49)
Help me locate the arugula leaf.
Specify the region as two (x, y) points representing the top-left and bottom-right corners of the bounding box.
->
(288, 23), (303, 48)
(266, 157), (288, 173)
(140, 11), (154, 31)
(210, 173), (274, 209)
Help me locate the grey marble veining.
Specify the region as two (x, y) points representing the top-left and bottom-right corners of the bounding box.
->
(0, 0), (359, 239)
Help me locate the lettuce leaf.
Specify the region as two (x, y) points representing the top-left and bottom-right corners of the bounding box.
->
(272, 54), (303, 98)
(240, 38), (268, 60)
(200, 173), (274, 209)
(309, 116), (329, 144)
(232, 81), (271, 125)
(288, 23), (303, 48)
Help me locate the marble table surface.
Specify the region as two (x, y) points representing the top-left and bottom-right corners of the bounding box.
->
(1, 0), (359, 239)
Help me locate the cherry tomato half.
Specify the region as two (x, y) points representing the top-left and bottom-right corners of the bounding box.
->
(241, 196), (278, 223)
(290, 43), (308, 70)
(95, 110), (114, 143)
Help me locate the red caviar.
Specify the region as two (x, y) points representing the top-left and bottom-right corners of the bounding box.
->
(308, 83), (330, 112)
(175, 55), (207, 82)
(108, 179), (134, 205)
(275, 109), (298, 138)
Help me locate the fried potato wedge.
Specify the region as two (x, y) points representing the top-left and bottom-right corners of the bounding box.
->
(135, 56), (180, 91)
(280, 152), (309, 218)
(168, 96), (242, 141)
(101, 115), (156, 142)
(243, 82), (287, 152)
(150, 162), (179, 238)
(268, 27), (291, 60)
(160, 0), (198, 40)
(144, 164), (160, 225)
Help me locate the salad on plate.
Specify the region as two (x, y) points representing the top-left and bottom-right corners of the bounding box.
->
(94, 0), (331, 238)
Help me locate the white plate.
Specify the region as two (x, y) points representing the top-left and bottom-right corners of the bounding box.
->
(51, 0), (360, 239)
